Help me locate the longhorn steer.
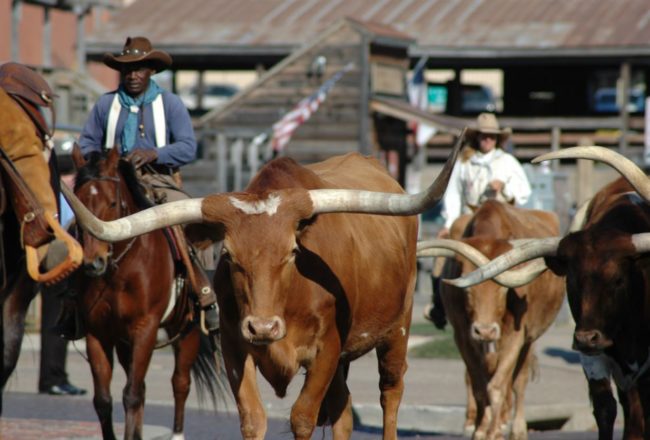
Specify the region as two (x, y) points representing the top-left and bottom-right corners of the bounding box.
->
(61, 137), (463, 440)
(418, 200), (565, 440)
(449, 146), (650, 439)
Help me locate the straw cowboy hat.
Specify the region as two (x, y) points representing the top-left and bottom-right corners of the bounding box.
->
(103, 36), (172, 73)
(466, 112), (512, 147)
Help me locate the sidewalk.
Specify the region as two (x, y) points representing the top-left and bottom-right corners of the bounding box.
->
(5, 290), (598, 437)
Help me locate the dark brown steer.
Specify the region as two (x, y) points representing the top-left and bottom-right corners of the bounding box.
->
(61, 137), (463, 440)
(418, 201), (565, 440)
(449, 146), (650, 439)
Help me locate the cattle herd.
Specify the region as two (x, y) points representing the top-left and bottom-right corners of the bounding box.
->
(51, 140), (650, 439)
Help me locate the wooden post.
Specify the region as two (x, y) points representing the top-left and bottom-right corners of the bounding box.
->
(358, 35), (371, 155)
(551, 126), (561, 172)
(576, 159), (593, 206)
(247, 136), (260, 177)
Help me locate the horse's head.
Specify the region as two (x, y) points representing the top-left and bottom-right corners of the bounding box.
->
(72, 147), (135, 277)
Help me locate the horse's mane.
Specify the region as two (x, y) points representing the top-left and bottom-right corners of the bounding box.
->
(75, 151), (154, 211)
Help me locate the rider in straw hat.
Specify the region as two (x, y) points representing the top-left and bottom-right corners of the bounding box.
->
(441, 112), (531, 233)
(76, 36), (220, 336)
(424, 112), (532, 328)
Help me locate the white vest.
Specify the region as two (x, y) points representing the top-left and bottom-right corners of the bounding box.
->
(104, 93), (166, 150)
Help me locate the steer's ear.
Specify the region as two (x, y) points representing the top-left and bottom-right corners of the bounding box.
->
(184, 223), (225, 250)
(544, 256), (566, 276)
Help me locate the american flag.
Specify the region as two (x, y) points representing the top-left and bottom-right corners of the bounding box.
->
(271, 63), (354, 154)
(408, 56), (436, 148)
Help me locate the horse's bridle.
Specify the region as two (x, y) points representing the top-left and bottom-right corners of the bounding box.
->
(77, 174), (136, 270)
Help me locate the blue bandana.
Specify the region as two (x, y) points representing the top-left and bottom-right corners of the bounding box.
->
(117, 79), (162, 154)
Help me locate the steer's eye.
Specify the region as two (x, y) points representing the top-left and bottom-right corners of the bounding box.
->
(220, 247), (231, 261)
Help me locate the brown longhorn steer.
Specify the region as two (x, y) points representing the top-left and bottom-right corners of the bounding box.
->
(448, 146), (650, 440)
(418, 200), (565, 440)
(61, 137), (463, 440)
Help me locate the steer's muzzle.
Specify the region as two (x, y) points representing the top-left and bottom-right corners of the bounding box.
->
(241, 315), (286, 345)
(83, 255), (109, 277)
(471, 322), (501, 343)
(573, 329), (612, 354)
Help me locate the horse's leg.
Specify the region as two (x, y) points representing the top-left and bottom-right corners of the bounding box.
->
(116, 318), (157, 440)
(87, 333), (116, 440)
(0, 273), (35, 414)
(1, 273), (34, 385)
(170, 327), (200, 439)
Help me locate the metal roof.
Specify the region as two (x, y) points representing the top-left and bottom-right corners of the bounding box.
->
(87, 0), (650, 66)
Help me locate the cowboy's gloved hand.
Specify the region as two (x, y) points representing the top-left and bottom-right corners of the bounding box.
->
(126, 148), (158, 168)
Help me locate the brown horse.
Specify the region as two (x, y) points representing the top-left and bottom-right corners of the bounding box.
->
(0, 150), (68, 415)
(70, 147), (224, 439)
(0, 199), (37, 415)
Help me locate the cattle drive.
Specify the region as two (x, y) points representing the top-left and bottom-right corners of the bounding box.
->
(61, 133), (464, 439)
(417, 200), (565, 440)
(449, 146), (650, 439)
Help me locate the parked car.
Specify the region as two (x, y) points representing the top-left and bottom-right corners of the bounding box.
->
(593, 87), (646, 113)
(427, 82), (496, 114)
(180, 83), (240, 111)
(461, 84), (496, 113)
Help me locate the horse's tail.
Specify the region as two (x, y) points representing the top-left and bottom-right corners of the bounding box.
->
(191, 332), (228, 409)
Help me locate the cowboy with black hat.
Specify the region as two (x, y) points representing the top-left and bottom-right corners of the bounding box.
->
(74, 37), (220, 336)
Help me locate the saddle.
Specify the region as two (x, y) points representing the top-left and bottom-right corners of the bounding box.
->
(0, 63), (81, 285)
(0, 62), (56, 145)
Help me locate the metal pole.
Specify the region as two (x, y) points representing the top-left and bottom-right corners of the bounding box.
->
(217, 134), (227, 192)
(75, 3), (86, 73)
(11, 0), (21, 62)
(43, 6), (52, 67)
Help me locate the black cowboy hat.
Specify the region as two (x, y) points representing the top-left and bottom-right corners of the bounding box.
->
(103, 36), (172, 73)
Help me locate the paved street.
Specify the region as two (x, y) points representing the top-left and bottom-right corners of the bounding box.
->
(0, 291), (617, 439)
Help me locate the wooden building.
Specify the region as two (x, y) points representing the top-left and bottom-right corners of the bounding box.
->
(194, 18), (423, 191)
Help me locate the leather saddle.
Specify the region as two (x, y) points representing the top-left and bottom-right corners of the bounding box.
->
(0, 62), (56, 143)
(0, 63), (81, 285)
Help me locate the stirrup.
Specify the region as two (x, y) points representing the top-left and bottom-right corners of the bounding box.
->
(200, 304), (220, 335)
(25, 212), (82, 285)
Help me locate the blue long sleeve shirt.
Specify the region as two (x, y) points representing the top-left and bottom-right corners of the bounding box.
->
(78, 89), (197, 168)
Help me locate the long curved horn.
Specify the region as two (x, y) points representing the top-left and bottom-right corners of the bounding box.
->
(533, 146), (650, 201)
(631, 232), (650, 253)
(61, 184), (205, 241)
(417, 239), (549, 288)
(309, 128), (466, 215)
(569, 197), (592, 232)
(445, 237), (561, 288)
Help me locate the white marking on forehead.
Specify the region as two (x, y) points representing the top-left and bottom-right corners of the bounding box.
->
(229, 194), (281, 216)
(400, 327), (406, 336)
(231, 368), (239, 382)
(360, 332), (369, 338)
(90, 185), (99, 196)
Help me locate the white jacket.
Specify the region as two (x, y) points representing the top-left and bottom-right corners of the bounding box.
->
(441, 149), (532, 228)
